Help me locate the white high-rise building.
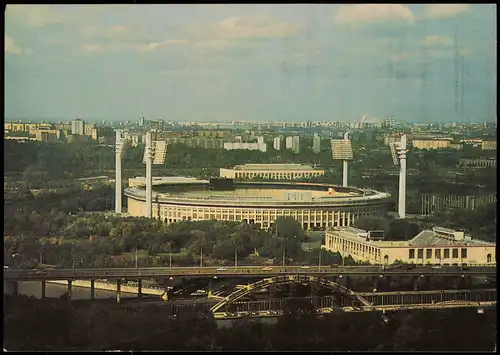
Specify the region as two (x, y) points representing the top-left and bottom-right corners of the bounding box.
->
(71, 119), (85, 135)
(286, 136), (300, 154)
(257, 136), (264, 144)
(273, 136), (282, 150)
(312, 133), (321, 153)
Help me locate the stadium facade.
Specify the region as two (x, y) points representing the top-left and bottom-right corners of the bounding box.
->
(124, 178), (391, 230)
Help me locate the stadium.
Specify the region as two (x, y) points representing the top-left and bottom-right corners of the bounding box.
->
(124, 177), (391, 230)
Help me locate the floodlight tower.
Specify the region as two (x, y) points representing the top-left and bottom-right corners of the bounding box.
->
(145, 131), (153, 218)
(115, 130), (123, 214)
(389, 134), (408, 219)
(342, 132), (349, 187)
(143, 135), (167, 219)
(330, 132), (353, 187)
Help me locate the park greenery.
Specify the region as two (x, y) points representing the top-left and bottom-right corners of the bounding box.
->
(353, 216), (421, 241)
(3, 295), (496, 351)
(3, 138), (496, 269)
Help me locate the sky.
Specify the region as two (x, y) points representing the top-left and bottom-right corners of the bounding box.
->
(4, 4), (497, 123)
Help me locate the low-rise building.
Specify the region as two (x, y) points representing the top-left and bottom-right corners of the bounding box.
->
(323, 226), (495, 265)
(220, 163), (325, 180)
(223, 142), (267, 152)
(481, 140), (497, 151)
(33, 129), (61, 142)
(412, 138), (452, 150)
(458, 157), (496, 168)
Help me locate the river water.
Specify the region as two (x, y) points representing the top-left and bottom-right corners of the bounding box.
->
(8, 281), (137, 300)
(6, 281), (279, 327)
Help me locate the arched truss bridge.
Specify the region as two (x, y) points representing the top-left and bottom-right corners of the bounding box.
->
(210, 274), (373, 313)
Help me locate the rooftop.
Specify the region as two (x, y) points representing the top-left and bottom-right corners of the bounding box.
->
(408, 230), (494, 247)
(233, 163), (319, 171)
(130, 176), (208, 184)
(326, 226), (495, 248)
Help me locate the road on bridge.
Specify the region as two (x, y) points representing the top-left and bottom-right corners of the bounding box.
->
(4, 265), (496, 281)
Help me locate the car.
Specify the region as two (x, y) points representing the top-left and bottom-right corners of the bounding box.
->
(300, 265), (310, 269)
(262, 266), (272, 271)
(35, 270), (46, 275)
(3, 265), (9, 270)
(216, 267), (227, 271)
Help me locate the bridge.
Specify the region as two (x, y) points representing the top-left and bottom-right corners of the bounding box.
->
(111, 288), (497, 319)
(4, 265), (495, 304)
(4, 265), (496, 281)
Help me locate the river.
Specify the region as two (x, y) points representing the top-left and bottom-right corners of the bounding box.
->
(8, 281), (137, 300)
(5, 281), (279, 327)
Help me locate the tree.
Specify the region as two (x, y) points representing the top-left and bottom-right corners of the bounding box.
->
(272, 216), (306, 241)
(354, 216), (388, 231)
(212, 241), (236, 260)
(385, 219), (420, 241)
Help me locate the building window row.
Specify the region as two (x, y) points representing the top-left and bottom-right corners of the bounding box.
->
(234, 171), (323, 179)
(409, 248), (467, 260)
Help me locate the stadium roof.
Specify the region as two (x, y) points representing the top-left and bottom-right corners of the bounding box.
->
(233, 163), (320, 171)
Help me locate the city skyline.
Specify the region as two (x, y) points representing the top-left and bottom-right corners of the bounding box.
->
(5, 4), (497, 123)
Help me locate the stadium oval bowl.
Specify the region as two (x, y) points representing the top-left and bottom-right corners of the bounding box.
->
(124, 180), (391, 230)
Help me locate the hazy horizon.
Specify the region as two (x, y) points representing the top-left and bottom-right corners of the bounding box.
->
(5, 4), (497, 123)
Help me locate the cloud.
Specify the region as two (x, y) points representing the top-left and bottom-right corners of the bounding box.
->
(109, 25), (126, 33)
(80, 24), (131, 41)
(83, 44), (103, 53)
(419, 35), (455, 48)
(390, 52), (408, 62)
(6, 5), (65, 27)
(138, 39), (187, 52)
(5, 35), (33, 55)
(334, 4), (415, 25)
(188, 15), (301, 41)
(424, 4), (470, 19)
(194, 39), (235, 51)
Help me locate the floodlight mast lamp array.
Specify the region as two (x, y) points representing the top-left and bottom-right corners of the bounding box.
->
(330, 132), (353, 188)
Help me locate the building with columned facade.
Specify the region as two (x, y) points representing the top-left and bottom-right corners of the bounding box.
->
(219, 164), (325, 180)
(323, 226), (496, 266)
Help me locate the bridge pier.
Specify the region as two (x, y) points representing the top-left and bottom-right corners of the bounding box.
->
(5, 281), (19, 296)
(90, 280), (95, 300)
(41, 280), (46, 299)
(67, 280), (72, 300)
(137, 279), (142, 298)
(116, 279), (122, 304)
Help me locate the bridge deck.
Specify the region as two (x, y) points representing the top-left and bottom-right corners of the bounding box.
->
(4, 265), (496, 281)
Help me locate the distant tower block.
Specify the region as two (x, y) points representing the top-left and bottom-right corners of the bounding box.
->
(390, 135), (408, 219)
(330, 133), (353, 187)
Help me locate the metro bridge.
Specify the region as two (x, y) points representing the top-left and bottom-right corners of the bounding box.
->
(4, 264), (496, 281)
(112, 288), (496, 319)
(4, 265), (495, 303)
